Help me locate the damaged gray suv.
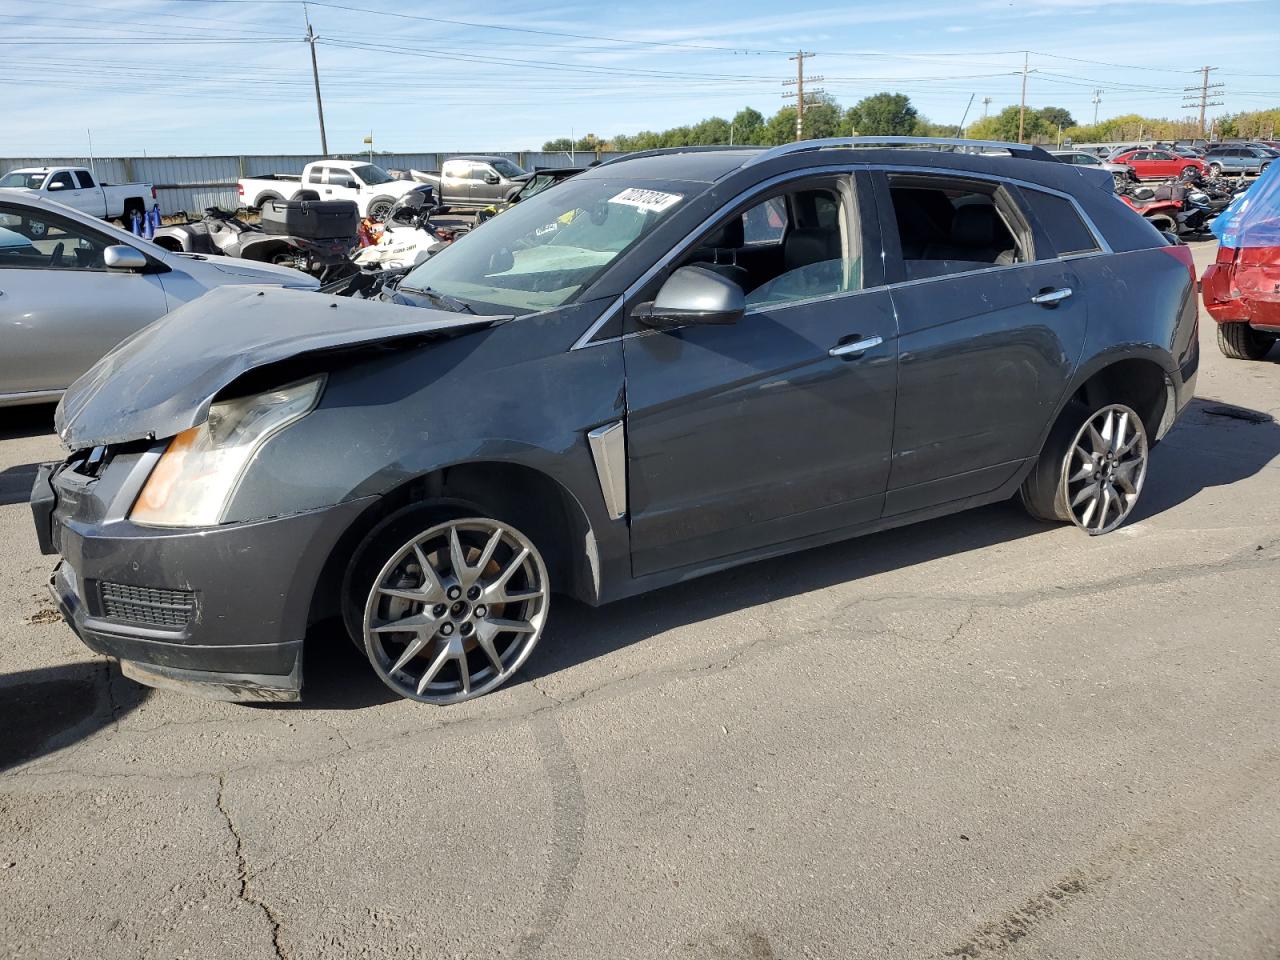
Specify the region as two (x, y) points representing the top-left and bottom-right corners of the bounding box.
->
(32, 138), (1200, 705)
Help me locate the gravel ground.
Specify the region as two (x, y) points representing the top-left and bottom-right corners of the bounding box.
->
(0, 238), (1276, 960)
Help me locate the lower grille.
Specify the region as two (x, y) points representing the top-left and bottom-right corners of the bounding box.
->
(99, 582), (195, 628)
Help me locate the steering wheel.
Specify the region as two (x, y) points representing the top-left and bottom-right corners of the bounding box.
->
(48, 242), (64, 268)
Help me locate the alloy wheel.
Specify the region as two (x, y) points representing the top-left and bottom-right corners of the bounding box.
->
(1060, 404), (1148, 535)
(362, 518), (550, 704)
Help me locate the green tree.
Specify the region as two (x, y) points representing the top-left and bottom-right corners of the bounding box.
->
(967, 105), (1048, 142)
(764, 107), (798, 145)
(689, 116), (732, 145)
(847, 92), (919, 136)
(542, 137), (572, 151)
(730, 107), (767, 145)
(799, 97), (845, 139)
(1038, 106), (1075, 130)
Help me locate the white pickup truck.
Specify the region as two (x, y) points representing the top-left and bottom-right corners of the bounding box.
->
(0, 166), (155, 224)
(238, 159), (423, 220)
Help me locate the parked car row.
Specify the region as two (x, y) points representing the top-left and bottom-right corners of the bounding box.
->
(25, 136), (1202, 710)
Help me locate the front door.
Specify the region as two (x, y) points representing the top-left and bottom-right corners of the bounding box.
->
(623, 172), (898, 577)
(0, 203), (167, 395)
(873, 173), (1091, 515)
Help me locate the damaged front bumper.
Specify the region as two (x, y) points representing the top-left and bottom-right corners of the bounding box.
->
(32, 454), (373, 703)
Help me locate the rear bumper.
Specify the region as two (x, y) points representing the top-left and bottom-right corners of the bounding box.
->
(36, 460), (373, 701)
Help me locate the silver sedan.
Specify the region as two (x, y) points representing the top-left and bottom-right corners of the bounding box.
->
(1050, 150), (1136, 183)
(0, 194), (319, 407)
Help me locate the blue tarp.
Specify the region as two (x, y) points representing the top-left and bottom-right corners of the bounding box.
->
(1211, 160), (1280, 248)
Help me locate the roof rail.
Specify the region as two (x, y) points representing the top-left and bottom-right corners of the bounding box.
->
(593, 145), (747, 168)
(741, 136), (1057, 167)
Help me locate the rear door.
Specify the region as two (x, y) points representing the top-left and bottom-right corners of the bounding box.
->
(72, 170), (108, 217)
(623, 171), (899, 576)
(873, 171), (1091, 515)
(0, 203), (167, 395)
(439, 161), (474, 205)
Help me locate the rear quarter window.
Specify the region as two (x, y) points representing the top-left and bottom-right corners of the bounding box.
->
(1021, 189), (1100, 257)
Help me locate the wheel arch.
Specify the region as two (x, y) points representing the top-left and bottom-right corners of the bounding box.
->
(307, 458), (602, 634)
(1060, 352), (1174, 444)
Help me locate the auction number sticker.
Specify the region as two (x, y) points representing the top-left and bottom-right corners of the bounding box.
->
(608, 188), (683, 213)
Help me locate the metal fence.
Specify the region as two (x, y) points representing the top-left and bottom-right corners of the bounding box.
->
(0, 151), (626, 214)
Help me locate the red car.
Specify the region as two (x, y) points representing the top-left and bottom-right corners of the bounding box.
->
(1202, 246), (1280, 359)
(1110, 148), (1205, 180)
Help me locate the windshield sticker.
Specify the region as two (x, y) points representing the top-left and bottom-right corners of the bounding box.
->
(608, 188), (683, 213)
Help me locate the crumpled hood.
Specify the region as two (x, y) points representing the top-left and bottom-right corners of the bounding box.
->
(56, 284), (501, 449)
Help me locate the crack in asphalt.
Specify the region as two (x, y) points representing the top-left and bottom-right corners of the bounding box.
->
(215, 774), (287, 960)
(13, 535), (1280, 789)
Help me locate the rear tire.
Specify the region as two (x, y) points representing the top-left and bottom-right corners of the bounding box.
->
(1217, 321), (1276, 360)
(1020, 401), (1149, 535)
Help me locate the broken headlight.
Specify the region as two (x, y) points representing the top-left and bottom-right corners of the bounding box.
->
(130, 375), (324, 527)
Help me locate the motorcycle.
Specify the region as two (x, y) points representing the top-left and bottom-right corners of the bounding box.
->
(351, 190), (468, 271)
(153, 201), (359, 282)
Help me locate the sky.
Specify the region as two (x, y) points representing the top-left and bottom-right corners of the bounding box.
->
(3, 0), (1279, 158)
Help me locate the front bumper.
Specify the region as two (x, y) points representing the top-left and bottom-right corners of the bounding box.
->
(33, 457), (373, 702)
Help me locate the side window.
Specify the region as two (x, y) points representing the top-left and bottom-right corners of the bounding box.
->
(885, 178), (1027, 280)
(1020, 189), (1100, 257)
(742, 196), (788, 245)
(75, 170), (96, 188)
(656, 176), (861, 313)
(0, 204), (110, 270)
(47, 171), (76, 191)
(307, 166), (325, 184)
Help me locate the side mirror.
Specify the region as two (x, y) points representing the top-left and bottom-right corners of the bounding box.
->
(343, 178), (359, 189)
(633, 265), (745, 330)
(104, 245), (148, 271)
(484, 173), (500, 185)
(47, 181), (65, 191)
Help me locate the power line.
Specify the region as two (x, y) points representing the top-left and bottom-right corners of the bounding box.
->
(783, 52), (823, 141)
(1182, 66), (1224, 137)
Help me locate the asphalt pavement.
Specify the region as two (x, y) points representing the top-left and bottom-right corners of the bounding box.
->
(1, 239), (1277, 960)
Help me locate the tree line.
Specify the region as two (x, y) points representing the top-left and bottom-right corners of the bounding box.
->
(542, 94), (1078, 152)
(544, 94), (1280, 153)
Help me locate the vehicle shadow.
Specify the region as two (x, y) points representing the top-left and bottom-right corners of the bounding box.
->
(520, 396), (1279, 687)
(0, 660), (149, 772)
(0, 403), (57, 441)
(0, 463), (40, 507)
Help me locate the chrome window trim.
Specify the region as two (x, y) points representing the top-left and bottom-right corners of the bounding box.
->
(569, 162), (1113, 349)
(571, 165), (860, 350)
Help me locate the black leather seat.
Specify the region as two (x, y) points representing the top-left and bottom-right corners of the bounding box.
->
(922, 205), (1015, 265)
(783, 227), (840, 271)
(695, 218), (751, 290)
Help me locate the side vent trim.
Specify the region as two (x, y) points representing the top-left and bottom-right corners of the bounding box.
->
(587, 421), (627, 520)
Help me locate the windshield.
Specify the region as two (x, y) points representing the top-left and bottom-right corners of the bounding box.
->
(352, 163), (394, 185)
(491, 158), (526, 179)
(0, 172), (47, 189)
(402, 177), (689, 315)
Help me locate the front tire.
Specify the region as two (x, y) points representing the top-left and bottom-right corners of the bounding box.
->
(1217, 321), (1276, 360)
(367, 196), (396, 221)
(1208, 162), (1223, 176)
(1021, 402), (1149, 535)
(354, 514), (551, 704)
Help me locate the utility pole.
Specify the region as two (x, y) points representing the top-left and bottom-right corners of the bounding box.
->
(783, 51), (822, 142)
(1017, 51), (1031, 143)
(1092, 88), (1103, 126)
(1182, 66), (1223, 138)
(981, 96), (992, 119)
(304, 4), (329, 157)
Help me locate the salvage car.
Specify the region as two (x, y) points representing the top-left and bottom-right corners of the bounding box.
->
(1049, 150), (1134, 185)
(0, 194), (318, 407)
(1202, 145), (1274, 177)
(239, 159), (421, 221)
(1108, 148), (1205, 180)
(33, 137), (1199, 706)
(406, 156), (531, 212)
(1202, 161), (1280, 359)
(0, 165), (155, 228)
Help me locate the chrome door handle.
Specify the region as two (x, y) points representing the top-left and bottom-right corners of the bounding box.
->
(829, 335), (883, 359)
(1031, 287), (1073, 305)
